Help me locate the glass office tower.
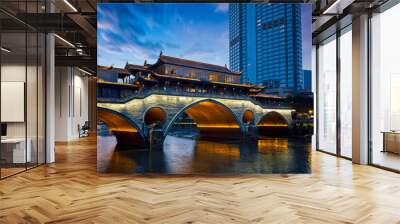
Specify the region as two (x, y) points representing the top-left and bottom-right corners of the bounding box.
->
(229, 4), (303, 93)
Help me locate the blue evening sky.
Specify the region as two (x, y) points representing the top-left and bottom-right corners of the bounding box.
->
(97, 3), (312, 70)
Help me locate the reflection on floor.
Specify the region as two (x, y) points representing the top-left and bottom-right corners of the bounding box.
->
(0, 162), (40, 178)
(373, 151), (400, 171)
(1, 136), (400, 223)
(0, 167), (25, 178)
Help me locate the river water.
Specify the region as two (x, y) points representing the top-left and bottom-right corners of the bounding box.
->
(97, 135), (311, 174)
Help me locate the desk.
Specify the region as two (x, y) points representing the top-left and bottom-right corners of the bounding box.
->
(382, 131), (400, 154)
(1, 138), (31, 163)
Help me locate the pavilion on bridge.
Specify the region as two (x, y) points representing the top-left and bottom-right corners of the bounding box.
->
(97, 52), (287, 105)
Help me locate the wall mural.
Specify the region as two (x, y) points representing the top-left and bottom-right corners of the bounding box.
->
(97, 3), (313, 174)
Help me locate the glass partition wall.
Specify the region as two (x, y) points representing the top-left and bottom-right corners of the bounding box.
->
(316, 25), (353, 159)
(316, 1), (400, 171)
(339, 26), (352, 159)
(0, 2), (46, 179)
(370, 3), (400, 171)
(317, 35), (337, 155)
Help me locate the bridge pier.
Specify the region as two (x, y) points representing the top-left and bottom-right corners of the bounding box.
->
(148, 128), (164, 150)
(243, 124), (258, 140)
(113, 131), (146, 149)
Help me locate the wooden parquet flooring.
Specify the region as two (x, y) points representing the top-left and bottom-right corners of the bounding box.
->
(1, 136), (400, 224)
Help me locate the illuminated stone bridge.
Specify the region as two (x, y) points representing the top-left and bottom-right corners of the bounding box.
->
(98, 93), (294, 148)
(97, 55), (297, 148)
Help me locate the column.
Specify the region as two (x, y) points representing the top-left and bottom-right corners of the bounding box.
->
(352, 14), (369, 164)
(46, 32), (55, 163)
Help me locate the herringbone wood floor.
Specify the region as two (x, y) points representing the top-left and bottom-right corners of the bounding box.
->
(1, 137), (400, 224)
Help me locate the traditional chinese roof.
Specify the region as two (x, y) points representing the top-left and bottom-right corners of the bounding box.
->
(97, 81), (140, 89)
(125, 64), (148, 71)
(151, 72), (201, 82)
(210, 81), (264, 89)
(97, 65), (130, 75)
(250, 93), (286, 99)
(150, 71), (262, 89)
(150, 54), (241, 75)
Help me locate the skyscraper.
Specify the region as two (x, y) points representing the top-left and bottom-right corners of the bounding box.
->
(303, 69), (312, 92)
(229, 4), (304, 93)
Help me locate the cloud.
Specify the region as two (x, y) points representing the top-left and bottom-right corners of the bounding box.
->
(214, 3), (229, 13)
(100, 32), (110, 43)
(98, 42), (160, 66)
(163, 42), (180, 49)
(97, 4), (229, 67)
(97, 21), (119, 34)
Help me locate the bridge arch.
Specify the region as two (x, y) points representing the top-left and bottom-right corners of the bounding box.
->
(257, 111), (290, 136)
(144, 106), (167, 127)
(98, 107), (146, 147)
(242, 110), (255, 125)
(164, 99), (244, 139)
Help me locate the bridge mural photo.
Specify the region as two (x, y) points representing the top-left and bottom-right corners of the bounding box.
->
(97, 3), (313, 174)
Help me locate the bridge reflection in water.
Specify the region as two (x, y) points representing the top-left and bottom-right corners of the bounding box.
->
(97, 135), (311, 174)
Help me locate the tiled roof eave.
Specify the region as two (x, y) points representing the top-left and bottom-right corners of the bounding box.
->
(150, 55), (241, 76)
(97, 81), (140, 88)
(150, 72), (262, 89)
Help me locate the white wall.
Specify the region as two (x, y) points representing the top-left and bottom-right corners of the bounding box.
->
(1, 64), (26, 138)
(55, 67), (89, 141)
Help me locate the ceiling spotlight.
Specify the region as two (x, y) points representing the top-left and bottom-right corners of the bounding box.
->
(1, 47), (11, 53)
(63, 0), (78, 12)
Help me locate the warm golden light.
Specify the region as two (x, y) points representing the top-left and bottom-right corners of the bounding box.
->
(98, 109), (145, 146)
(185, 101), (241, 131)
(98, 110), (138, 133)
(144, 107), (167, 125)
(196, 141), (240, 158)
(242, 110), (255, 124)
(257, 124), (289, 127)
(257, 111), (289, 127)
(196, 125), (240, 128)
(258, 139), (289, 153)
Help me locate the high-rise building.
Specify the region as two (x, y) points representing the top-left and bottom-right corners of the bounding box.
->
(229, 4), (304, 93)
(303, 69), (312, 92)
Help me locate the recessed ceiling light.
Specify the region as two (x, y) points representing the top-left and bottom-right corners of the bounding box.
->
(322, 0), (354, 15)
(78, 67), (93, 76)
(54, 34), (75, 48)
(63, 0), (78, 12)
(1, 47), (11, 53)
